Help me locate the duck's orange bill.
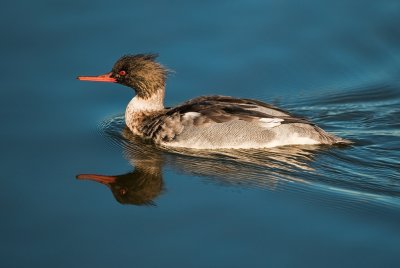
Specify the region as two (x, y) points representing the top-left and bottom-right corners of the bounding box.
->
(77, 72), (116, 83)
(76, 174), (117, 185)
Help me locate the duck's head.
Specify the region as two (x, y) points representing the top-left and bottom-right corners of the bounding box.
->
(77, 54), (168, 99)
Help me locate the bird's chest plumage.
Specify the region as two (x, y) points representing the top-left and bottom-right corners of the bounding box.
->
(125, 96), (165, 136)
(125, 111), (145, 136)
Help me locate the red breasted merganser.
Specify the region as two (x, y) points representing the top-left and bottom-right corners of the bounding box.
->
(77, 54), (351, 149)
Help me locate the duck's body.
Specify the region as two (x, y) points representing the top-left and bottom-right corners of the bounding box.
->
(78, 54), (350, 149)
(125, 95), (347, 149)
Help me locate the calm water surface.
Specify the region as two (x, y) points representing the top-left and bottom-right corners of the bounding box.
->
(1, 1), (400, 267)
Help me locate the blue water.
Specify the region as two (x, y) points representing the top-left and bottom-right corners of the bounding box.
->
(2, 0), (400, 267)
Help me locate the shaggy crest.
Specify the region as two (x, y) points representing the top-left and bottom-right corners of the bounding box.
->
(111, 54), (169, 99)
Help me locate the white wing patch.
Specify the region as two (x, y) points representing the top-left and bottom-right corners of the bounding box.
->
(259, 118), (284, 128)
(182, 112), (201, 120)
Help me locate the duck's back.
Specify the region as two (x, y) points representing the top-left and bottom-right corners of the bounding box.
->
(139, 96), (349, 149)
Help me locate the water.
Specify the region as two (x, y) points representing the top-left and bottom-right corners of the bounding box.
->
(1, 0), (400, 267)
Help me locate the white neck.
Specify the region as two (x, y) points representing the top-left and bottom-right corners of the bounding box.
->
(125, 93), (164, 133)
(126, 95), (164, 113)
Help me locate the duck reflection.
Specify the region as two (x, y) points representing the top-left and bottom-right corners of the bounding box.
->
(77, 168), (163, 206)
(76, 116), (323, 206)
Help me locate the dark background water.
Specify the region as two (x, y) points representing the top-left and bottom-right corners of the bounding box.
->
(1, 0), (400, 267)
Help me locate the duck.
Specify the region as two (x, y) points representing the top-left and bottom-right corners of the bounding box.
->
(77, 54), (351, 149)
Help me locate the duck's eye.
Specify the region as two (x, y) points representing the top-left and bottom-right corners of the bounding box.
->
(119, 70), (127, 76)
(119, 188), (127, 195)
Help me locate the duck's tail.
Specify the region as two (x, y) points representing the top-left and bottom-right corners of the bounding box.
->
(334, 136), (354, 145)
(314, 126), (353, 146)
